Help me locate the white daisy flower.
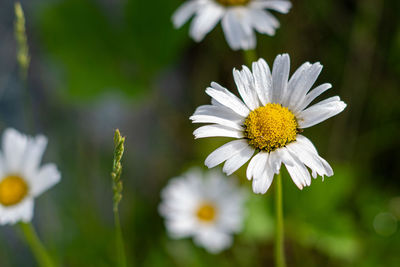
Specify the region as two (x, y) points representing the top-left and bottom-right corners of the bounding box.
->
(0, 128), (61, 225)
(159, 168), (246, 253)
(172, 0), (292, 50)
(190, 54), (347, 194)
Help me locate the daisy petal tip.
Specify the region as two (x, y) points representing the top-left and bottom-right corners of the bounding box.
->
(281, 53), (290, 60)
(246, 173), (252, 181)
(204, 158), (216, 169)
(278, 1), (293, 13)
(296, 184), (304, 190)
(256, 58), (266, 64)
(210, 81), (219, 88)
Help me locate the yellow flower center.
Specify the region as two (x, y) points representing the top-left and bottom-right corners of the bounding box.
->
(196, 202), (216, 223)
(216, 0), (250, 6)
(244, 103), (298, 152)
(0, 175), (29, 206)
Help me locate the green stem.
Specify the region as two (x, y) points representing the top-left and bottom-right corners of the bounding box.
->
(243, 49), (258, 66)
(274, 172), (286, 267)
(114, 209), (127, 267)
(19, 222), (55, 267)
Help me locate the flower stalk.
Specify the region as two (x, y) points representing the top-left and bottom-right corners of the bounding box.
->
(14, 2), (35, 131)
(14, 2), (30, 81)
(111, 129), (127, 267)
(19, 222), (55, 267)
(274, 172), (286, 267)
(243, 49), (257, 66)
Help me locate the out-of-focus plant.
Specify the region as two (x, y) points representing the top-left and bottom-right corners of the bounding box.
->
(111, 129), (127, 267)
(14, 2), (30, 80)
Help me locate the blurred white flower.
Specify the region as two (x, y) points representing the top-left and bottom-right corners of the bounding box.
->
(159, 168), (246, 253)
(172, 0), (292, 50)
(190, 54), (347, 194)
(0, 128), (61, 225)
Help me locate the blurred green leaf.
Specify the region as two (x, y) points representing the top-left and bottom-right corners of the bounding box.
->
(36, 0), (187, 101)
(242, 194), (274, 242)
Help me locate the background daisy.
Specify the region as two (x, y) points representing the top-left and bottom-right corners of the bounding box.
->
(172, 0), (292, 50)
(159, 168), (246, 253)
(191, 54), (346, 194)
(0, 128), (61, 225)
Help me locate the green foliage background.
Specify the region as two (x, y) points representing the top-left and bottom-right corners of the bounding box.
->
(0, 0), (399, 266)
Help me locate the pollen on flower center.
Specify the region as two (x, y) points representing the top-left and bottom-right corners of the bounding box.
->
(0, 175), (29, 206)
(196, 202), (216, 222)
(244, 103), (298, 152)
(216, 0), (250, 6)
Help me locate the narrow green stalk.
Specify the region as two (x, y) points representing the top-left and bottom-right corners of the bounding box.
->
(114, 211), (127, 267)
(14, 2), (34, 131)
(243, 49), (257, 66)
(19, 222), (55, 267)
(111, 129), (127, 267)
(274, 172), (286, 267)
(14, 2), (30, 80)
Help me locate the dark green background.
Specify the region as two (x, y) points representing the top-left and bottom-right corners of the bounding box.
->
(0, 0), (399, 266)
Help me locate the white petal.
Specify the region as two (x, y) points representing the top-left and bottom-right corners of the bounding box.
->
(189, 4), (224, 42)
(223, 145), (254, 175)
(164, 218), (197, 238)
(172, 0), (202, 28)
(252, 167), (274, 194)
(190, 114), (243, 130)
(205, 140), (249, 168)
(268, 150), (283, 174)
(283, 62), (311, 107)
(194, 229), (233, 253)
(282, 148), (310, 189)
(233, 67), (259, 110)
(298, 96), (347, 128)
(23, 135), (48, 176)
(206, 82), (250, 117)
(191, 104), (244, 129)
(271, 147), (294, 170)
(0, 198), (34, 225)
(193, 104), (244, 121)
(30, 163), (61, 197)
(246, 151), (268, 180)
(286, 142), (327, 179)
(193, 125), (244, 139)
(248, 9), (279, 36)
(252, 58), (272, 105)
(250, 0), (292, 13)
(0, 153), (5, 178)
(295, 83), (332, 112)
(222, 9), (256, 50)
(2, 128), (28, 173)
(295, 135), (333, 176)
(287, 63), (323, 110)
(251, 153), (275, 194)
(271, 54), (290, 103)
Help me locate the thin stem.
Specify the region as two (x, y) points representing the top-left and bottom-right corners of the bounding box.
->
(14, 2), (34, 131)
(112, 130), (127, 267)
(19, 222), (55, 267)
(274, 172), (286, 267)
(243, 49), (257, 66)
(114, 210), (127, 267)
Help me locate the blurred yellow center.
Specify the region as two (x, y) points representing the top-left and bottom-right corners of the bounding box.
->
(0, 175), (28, 206)
(244, 103), (298, 152)
(216, 0), (250, 6)
(196, 203), (216, 222)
